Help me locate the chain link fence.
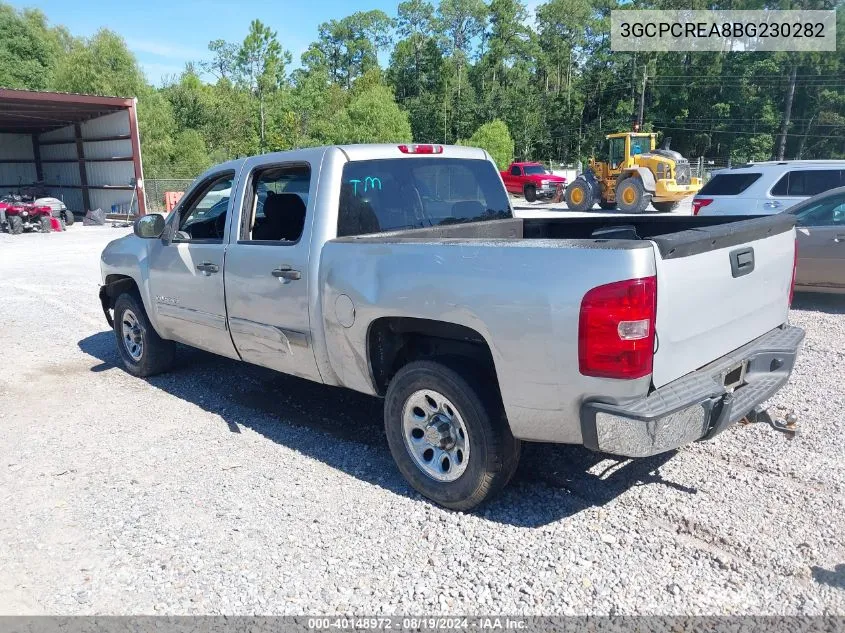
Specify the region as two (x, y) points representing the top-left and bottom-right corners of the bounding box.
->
(144, 179), (194, 213)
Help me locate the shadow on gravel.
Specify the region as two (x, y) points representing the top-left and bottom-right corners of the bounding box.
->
(792, 292), (845, 314)
(811, 564), (845, 589)
(79, 330), (696, 527)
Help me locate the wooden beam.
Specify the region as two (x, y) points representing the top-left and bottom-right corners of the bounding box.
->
(74, 123), (90, 211)
(127, 99), (146, 216)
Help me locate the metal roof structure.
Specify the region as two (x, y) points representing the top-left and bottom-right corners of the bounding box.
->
(0, 89), (135, 134)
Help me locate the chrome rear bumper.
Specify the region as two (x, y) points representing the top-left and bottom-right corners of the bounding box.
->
(580, 325), (805, 457)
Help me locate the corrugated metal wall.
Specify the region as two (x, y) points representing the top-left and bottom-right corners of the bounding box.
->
(34, 110), (137, 213)
(0, 133), (36, 197)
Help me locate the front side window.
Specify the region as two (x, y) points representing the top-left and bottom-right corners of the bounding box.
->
(771, 169), (842, 197)
(510, 165), (521, 176)
(630, 136), (651, 156)
(174, 173), (234, 242)
(242, 163), (311, 243)
(337, 158), (512, 237)
(792, 194), (845, 227)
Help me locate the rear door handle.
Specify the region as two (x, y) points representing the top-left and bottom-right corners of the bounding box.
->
(272, 266), (302, 281)
(763, 201), (782, 209)
(835, 234), (845, 243)
(196, 262), (219, 275)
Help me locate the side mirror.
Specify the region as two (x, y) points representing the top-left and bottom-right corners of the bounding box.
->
(133, 213), (165, 239)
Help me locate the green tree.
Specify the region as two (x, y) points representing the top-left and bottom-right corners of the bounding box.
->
(343, 84), (413, 143)
(460, 119), (514, 168)
(54, 29), (146, 96)
(0, 5), (63, 90)
(237, 19), (291, 147)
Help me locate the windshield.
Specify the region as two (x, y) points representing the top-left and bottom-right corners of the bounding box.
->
(522, 165), (547, 175)
(338, 158), (512, 237)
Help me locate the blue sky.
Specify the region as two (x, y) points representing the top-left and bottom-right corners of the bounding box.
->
(9, 0), (406, 84)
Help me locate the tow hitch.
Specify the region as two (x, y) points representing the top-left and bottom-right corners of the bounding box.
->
(740, 405), (800, 439)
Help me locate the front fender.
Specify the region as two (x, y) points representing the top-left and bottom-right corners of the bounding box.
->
(100, 235), (162, 334)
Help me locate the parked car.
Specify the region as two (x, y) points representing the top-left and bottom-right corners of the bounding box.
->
(99, 143), (803, 510)
(787, 185), (845, 294)
(501, 162), (567, 202)
(693, 160), (845, 216)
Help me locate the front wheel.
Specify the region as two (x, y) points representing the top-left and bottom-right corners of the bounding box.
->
(652, 201), (680, 213)
(565, 179), (595, 212)
(113, 292), (175, 377)
(63, 210), (75, 226)
(384, 360), (521, 510)
(39, 216), (52, 232)
(524, 185), (537, 203)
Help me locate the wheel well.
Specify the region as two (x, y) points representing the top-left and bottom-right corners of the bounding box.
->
(102, 274), (140, 310)
(367, 317), (498, 396)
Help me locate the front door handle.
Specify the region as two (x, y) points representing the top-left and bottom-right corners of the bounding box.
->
(272, 266), (302, 281)
(835, 234), (845, 243)
(196, 262), (219, 275)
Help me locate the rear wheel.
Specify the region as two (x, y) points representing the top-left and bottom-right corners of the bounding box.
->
(615, 177), (652, 213)
(63, 210), (75, 226)
(565, 179), (595, 212)
(652, 201), (680, 213)
(8, 215), (23, 235)
(113, 292), (175, 377)
(524, 185), (537, 203)
(39, 215), (52, 232)
(384, 360), (521, 510)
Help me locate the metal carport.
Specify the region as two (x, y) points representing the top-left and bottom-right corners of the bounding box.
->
(0, 89), (146, 216)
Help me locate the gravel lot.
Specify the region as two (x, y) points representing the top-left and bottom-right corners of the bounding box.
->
(0, 224), (843, 616)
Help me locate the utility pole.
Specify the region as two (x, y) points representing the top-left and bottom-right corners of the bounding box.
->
(443, 79), (448, 144)
(637, 65), (647, 128)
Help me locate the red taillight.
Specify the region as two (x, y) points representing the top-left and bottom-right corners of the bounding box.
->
(789, 238), (798, 307)
(691, 198), (712, 215)
(578, 276), (657, 379)
(398, 144), (443, 154)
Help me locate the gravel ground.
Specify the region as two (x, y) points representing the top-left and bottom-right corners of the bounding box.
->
(0, 224), (843, 616)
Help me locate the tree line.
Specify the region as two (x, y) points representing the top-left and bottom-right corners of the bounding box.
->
(1, 0), (843, 179)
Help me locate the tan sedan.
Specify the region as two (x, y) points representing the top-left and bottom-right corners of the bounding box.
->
(789, 185), (845, 294)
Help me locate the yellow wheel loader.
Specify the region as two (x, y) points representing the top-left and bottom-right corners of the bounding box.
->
(565, 132), (703, 213)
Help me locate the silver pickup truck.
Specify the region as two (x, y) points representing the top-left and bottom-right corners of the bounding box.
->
(99, 144), (804, 510)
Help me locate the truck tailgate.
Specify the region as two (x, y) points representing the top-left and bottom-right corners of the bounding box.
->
(650, 215), (796, 388)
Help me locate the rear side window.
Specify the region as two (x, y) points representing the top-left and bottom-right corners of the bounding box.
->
(770, 169), (843, 196)
(337, 158), (512, 237)
(698, 172), (762, 196)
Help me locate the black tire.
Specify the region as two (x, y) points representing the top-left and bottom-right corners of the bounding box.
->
(39, 215), (52, 232)
(652, 201), (680, 213)
(598, 201), (617, 210)
(615, 177), (651, 213)
(113, 292), (175, 377)
(524, 185), (537, 203)
(8, 215), (23, 235)
(384, 360), (521, 511)
(565, 179), (595, 212)
(60, 218), (67, 231)
(63, 210), (75, 226)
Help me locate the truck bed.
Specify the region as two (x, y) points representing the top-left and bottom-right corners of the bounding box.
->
(335, 213), (795, 256)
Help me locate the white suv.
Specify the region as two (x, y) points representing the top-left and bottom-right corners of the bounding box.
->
(693, 161), (845, 216)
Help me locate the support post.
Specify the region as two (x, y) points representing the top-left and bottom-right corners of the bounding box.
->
(74, 123), (90, 211)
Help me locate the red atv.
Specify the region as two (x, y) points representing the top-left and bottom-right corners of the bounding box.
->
(0, 196), (58, 235)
